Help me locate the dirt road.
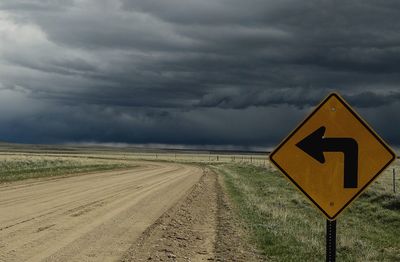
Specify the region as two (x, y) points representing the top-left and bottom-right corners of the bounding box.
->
(0, 162), (202, 262)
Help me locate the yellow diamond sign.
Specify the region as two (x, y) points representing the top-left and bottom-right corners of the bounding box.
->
(269, 93), (396, 220)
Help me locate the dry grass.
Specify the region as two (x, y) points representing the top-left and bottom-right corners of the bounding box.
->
(0, 153), (136, 182)
(0, 147), (267, 183)
(213, 161), (400, 261)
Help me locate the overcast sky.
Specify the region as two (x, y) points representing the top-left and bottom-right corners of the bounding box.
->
(0, 0), (399, 148)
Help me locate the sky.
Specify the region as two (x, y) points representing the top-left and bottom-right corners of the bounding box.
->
(0, 0), (399, 149)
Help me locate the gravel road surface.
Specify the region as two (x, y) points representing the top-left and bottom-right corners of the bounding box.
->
(0, 162), (202, 262)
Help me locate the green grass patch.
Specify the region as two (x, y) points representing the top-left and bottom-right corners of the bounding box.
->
(0, 157), (136, 182)
(212, 164), (400, 261)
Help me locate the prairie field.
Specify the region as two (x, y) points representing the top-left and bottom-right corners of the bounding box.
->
(0, 144), (266, 182)
(0, 143), (398, 261)
(0, 153), (136, 182)
(212, 161), (400, 261)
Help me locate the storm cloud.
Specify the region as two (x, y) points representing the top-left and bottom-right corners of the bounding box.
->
(0, 0), (399, 147)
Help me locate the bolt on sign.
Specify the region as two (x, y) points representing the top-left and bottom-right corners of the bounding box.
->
(269, 93), (396, 220)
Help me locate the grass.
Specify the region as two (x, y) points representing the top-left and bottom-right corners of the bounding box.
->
(0, 154), (136, 182)
(0, 144), (398, 260)
(212, 163), (400, 261)
(0, 148), (257, 183)
(0, 145), (266, 183)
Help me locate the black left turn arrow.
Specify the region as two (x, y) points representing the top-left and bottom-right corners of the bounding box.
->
(296, 126), (358, 188)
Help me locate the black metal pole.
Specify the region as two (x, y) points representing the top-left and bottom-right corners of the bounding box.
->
(393, 168), (396, 193)
(326, 219), (336, 262)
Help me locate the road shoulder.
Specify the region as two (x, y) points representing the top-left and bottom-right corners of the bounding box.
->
(121, 167), (217, 261)
(121, 166), (262, 261)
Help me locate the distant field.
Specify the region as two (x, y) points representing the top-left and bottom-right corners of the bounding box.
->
(212, 162), (400, 261)
(0, 144), (267, 182)
(0, 154), (136, 182)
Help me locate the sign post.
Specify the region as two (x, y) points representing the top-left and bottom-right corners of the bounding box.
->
(326, 220), (336, 262)
(269, 93), (396, 260)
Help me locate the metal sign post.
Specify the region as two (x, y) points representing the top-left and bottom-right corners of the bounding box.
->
(326, 220), (337, 262)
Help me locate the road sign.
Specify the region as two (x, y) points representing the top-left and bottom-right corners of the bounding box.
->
(269, 92), (396, 220)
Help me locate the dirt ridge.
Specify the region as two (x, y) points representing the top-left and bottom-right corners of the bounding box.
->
(122, 167), (261, 262)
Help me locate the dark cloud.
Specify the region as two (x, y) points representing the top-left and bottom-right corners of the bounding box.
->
(197, 89), (400, 109)
(0, 0), (399, 148)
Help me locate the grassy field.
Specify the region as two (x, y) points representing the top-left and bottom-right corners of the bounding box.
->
(0, 143), (266, 183)
(0, 154), (136, 182)
(1, 143), (398, 261)
(212, 162), (400, 261)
